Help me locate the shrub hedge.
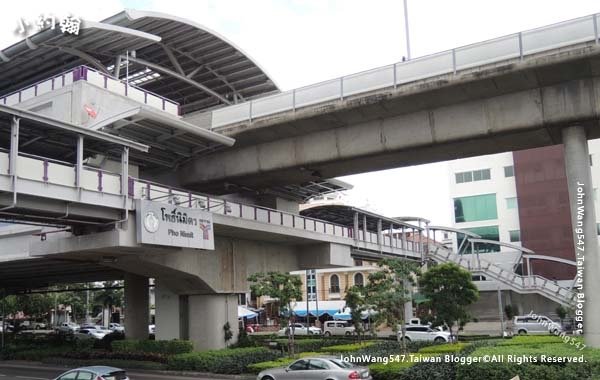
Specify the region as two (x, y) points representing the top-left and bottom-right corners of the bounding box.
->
(167, 347), (280, 374)
(456, 338), (600, 380)
(112, 339), (194, 355)
(320, 341), (376, 353)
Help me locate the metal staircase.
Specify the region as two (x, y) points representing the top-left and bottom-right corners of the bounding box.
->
(428, 247), (577, 307)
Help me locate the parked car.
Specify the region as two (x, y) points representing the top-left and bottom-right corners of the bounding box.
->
(399, 325), (453, 343)
(74, 328), (108, 340)
(257, 357), (371, 380)
(53, 366), (129, 380)
(21, 320), (47, 330)
(513, 315), (562, 334)
(56, 322), (80, 334)
(277, 323), (322, 336)
(323, 321), (356, 336)
(109, 323), (125, 332)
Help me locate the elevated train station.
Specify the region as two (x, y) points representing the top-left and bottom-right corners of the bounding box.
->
(0, 10), (597, 348)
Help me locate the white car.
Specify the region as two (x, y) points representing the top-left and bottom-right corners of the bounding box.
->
(323, 321), (356, 336)
(277, 323), (322, 336)
(399, 325), (453, 343)
(513, 315), (562, 335)
(56, 322), (80, 334)
(109, 323), (125, 332)
(74, 328), (108, 340)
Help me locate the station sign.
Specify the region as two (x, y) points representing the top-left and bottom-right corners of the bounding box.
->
(136, 199), (214, 250)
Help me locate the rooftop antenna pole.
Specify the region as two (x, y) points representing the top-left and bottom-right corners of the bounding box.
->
(403, 0), (411, 60)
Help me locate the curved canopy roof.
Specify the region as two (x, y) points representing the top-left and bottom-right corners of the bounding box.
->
(301, 204), (422, 231)
(0, 9), (279, 115)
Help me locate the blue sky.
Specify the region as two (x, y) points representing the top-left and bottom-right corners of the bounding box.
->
(2, 0), (600, 226)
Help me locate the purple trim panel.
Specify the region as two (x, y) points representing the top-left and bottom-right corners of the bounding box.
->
(73, 68), (81, 82)
(128, 177), (134, 197)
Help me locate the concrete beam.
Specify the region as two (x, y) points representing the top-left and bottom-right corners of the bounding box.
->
(179, 76), (600, 190)
(175, 47), (600, 192)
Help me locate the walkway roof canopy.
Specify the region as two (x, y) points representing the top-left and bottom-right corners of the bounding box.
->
(300, 205), (422, 231)
(0, 105), (149, 163)
(0, 9), (279, 115)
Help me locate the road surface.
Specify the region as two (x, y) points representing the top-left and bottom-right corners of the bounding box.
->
(0, 364), (251, 380)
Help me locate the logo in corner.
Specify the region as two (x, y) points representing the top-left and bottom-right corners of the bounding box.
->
(199, 222), (212, 240)
(144, 211), (160, 233)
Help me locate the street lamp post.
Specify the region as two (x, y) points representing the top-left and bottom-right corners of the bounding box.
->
(403, 0), (411, 60)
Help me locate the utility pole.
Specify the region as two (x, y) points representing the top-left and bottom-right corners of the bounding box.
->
(403, 0), (411, 60)
(86, 284), (90, 324)
(497, 287), (505, 336)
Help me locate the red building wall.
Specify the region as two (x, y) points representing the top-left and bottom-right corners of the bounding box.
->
(513, 145), (576, 280)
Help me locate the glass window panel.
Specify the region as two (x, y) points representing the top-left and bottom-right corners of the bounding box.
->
(455, 172), (463, 184)
(470, 226), (500, 253)
(504, 166), (514, 177)
(454, 194), (498, 223)
(509, 230), (521, 242)
(473, 170), (482, 181)
(506, 197), (518, 209)
(463, 172), (473, 182)
(482, 169), (491, 180)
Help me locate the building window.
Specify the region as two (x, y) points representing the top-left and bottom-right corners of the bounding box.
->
(504, 166), (514, 177)
(354, 273), (364, 287)
(457, 226), (500, 254)
(329, 274), (340, 294)
(506, 197), (518, 209)
(590, 154), (594, 166)
(454, 194), (498, 223)
(509, 230), (521, 242)
(455, 169), (490, 184)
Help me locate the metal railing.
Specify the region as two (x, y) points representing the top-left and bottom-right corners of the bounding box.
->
(0, 65), (180, 116)
(0, 148), (421, 254)
(429, 248), (576, 306)
(210, 13), (600, 129)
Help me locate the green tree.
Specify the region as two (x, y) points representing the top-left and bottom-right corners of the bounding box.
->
(556, 305), (568, 329)
(93, 281), (124, 323)
(365, 258), (420, 349)
(344, 285), (367, 343)
(15, 294), (53, 319)
(419, 262), (479, 342)
(247, 271), (302, 356)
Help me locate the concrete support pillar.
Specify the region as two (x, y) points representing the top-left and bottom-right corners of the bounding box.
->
(155, 280), (189, 340)
(124, 274), (149, 340)
(562, 125), (600, 347)
(188, 294), (238, 350)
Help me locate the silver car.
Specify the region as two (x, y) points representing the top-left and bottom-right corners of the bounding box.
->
(53, 366), (128, 380)
(257, 357), (371, 380)
(513, 315), (562, 334)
